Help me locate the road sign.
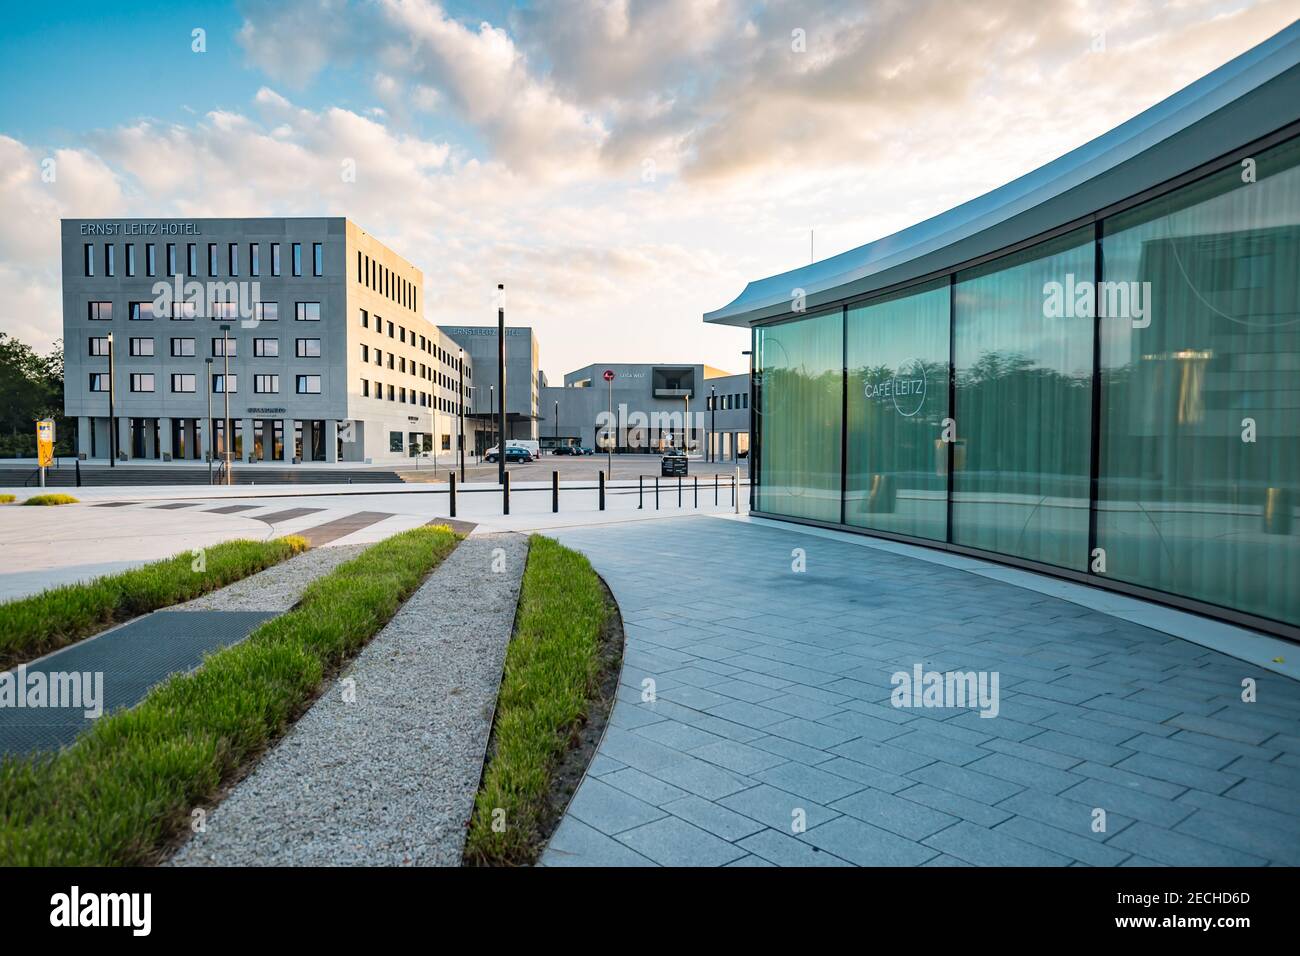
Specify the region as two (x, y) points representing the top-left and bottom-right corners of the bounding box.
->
(36, 419), (55, 468)
(603, 369), (615, 382)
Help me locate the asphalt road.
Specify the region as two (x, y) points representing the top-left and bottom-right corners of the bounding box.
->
(398, 453), (750, 483)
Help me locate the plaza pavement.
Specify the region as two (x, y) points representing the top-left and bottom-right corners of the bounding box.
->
(540, 515), (1300, 867)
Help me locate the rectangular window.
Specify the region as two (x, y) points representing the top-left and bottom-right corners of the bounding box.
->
(171, 299), (197, 321)
(229, 243), (239, 276)
(105, 244), (115, 277)
(129, 301), (155, 321)
(254, 374), (280, 394)
(84, 243), (94, 277)
(89, 337), (110, 356)
(360, 308), (368, 329)
(295, 301), (320, 321)
(387, 320), (394, 337)
(89, 373), (109, 392)
(213, 374), (237, 393)
(362, 379), (370, 398)
(167, 243), (177, 276)
(296, 374), (321, 394)
(146, 244), (157, 277)
(208, 243), (218, 276)
(390, 431), (403, 452)
(296, 338), (321, 358)
(212, 337), (236, 357)
(171, 373), (196, 393)
(313, 242), (323, 276)
(250, 243), (260, 277)
(170, 337), (195, 357)
(126, 244), (136, 277)
(130, 373), (155, 392)
(253, 338), (279, 357)
(187, 243), (198, 276)
(387, 384), (395, 401)
(129, 337), (154, 357)
(254, 301), (279, 322)
(292, 242), (302, 276)
(360, 344), (369, 362)
(88, 301), (113, 321)
(271, 243), (281, 276)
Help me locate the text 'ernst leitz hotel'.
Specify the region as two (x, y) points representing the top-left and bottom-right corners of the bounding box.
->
(62, 217), (474, 465)
(707, 21), (1300, 639)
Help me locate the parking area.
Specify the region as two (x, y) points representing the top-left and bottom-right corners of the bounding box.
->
(398, 453), (749, 483)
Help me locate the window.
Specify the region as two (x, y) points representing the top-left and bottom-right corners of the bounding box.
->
(89, 337), (110, 356)
(146, 243), (156, 277)
(374, 348), (382, 365)
(105, 244), (115, 277)
(129, 337), (154, 357)
(362, 379), (370, 398)
(166, 243), (176, 276)
(313, 242), (323, 276)
(360, 344), (369, 362)
(210, 292), (238, 320)
(400, 387), (407, 403)
(228, 243), (239, 276)
(250, 243), (260, 277)
(171, 338), (196, 357)
(254, 301), (278, 322)
(126, 244), (136, 277)
(387, 354), (394, 369)
(295, 302), (320, 321)
(89, 373), (109, 392)
(212, 337), (236, 357)
(171, 299), (197, 320)
(387, 320), (394, 337)
(129, 301), (155, 321)
(400, 327), (406, 344)
(292, 242), (302, 276)
(254, 374), (279, 394)
(84, 243), (94, 277)
(208, 243), (218, 276)
(360, 309), (368, 329)
(296, 374), (321, 394)
(187, 243), (198, 276)
(296, 338), (321, 358)
(271, 243), (281, 276)
(253, 338), (279, 357)
(390, 431), (403, 453)
(387, 384), (395, 401)
(213, 374), (237, 393)
(88, 301), (113, 321)
(130, 373), (154, 392)
(171, 373), (196, 393)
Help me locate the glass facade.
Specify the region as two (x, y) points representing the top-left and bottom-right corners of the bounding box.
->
(754, 132), (1300, 633)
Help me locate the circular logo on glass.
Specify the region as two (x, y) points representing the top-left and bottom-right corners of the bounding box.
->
(864, 361), (928, 418)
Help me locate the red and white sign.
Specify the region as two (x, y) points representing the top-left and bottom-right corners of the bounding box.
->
(603, 369), (615, 382)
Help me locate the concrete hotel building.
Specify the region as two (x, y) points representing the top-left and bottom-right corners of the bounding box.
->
(62, 217), (475, 465)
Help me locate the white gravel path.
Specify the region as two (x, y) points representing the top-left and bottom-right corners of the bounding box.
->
(168, 532), (528, 866)
(175, 543), (370, 613)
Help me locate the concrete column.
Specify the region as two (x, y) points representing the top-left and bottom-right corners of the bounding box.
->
(242, 417), (255, 462)
(77, 416), (91, 459)
(325, 419), (339, 463)
(117, 417), (131, 461)
(196, 418), (207, 462)
(159, 417), (173, 460)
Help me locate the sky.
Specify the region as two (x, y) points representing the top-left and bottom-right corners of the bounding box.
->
(1, 0), (1297, 382)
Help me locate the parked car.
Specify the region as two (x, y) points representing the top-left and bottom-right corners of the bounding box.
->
(578, 446), (594, 455)
(661, 451), (688, 477)
(485, 445), (533, 463)
(552, 445), (578, 455)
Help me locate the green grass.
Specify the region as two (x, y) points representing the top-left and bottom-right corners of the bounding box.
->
(22, 493), (78, 506)
(0, 494), (14, 504)
(464, 534), (614, 865)
(0, 536), (311, 670)
(0, 525), (459, 866)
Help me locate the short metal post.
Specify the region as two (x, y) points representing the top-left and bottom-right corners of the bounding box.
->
(599, 470), (605, 511)
(552, 470), (559, 513)
(76, 459), (82, 488)
(449, 472), (457, 518)
(638, 475), (643, 510)
(503, 470), (510, 515)
(734, 466), (740, 513)
(694, 475), (698, 508)
(678, 475), (682, 508)
(655, 476), (659, 510)
(714, 473), (718, 506)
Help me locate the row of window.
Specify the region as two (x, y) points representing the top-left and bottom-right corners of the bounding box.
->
(87, 336), (323, 358)
(359, 309), (469, 379)
(359, 377), (462, 413)
(357, 253), (415, 311)
(707, 392), (749, 411)
(83, 241), (323, 279)
(85, 301), (320, 322)
(89, 372), (321, 394)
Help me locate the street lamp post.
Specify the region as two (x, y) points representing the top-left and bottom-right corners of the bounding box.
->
(684, 393), (690, 455)
(496, 282), (506, 487)
(107, 332), (116, 468)
(606, 370), (613, 478)
(220, 324), (232, 484)
(553, 399), (559, 453)
(489, 384), (495, 455)
(205, 357), (214, 485)
(458, 347), (465, 482)
(743, 348), (754, 509)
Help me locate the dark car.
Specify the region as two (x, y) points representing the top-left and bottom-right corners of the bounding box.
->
(553, 445), (578, 455)
(578, 446), (594, 455)
(661, 451), (688, 477)
(485, 446), (532, 463)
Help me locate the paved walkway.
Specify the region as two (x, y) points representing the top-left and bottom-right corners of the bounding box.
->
(170, 534), (528, 866)
(540, 516), (1300, 867)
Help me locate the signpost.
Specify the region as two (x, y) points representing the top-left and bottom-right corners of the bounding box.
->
(603, 369), (615, 478)
(36, 419), (55, 487)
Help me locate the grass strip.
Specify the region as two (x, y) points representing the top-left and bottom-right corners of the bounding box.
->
(21, 494), (78, 506)
(0, 494), (15, 504)
(0, 536), (311, 670)
(0, 524), (459, 866)
(464, 534), (614, 865)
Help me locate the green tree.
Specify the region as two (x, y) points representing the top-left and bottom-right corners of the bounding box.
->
(0, 334), (68, 457)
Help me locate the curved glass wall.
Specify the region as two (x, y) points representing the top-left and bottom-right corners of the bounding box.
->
(751, 129), (1300, 634)
(846, 280), (950, 540)
(1097, 135), (1300, 626)
(755, 310), (842, 522)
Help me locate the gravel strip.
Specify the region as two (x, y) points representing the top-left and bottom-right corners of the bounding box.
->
(169, 532), (528, 866)
(174, 543), (370, 613)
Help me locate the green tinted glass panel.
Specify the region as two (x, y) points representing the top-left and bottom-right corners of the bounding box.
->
(756, 310), (843, 521)
(1097, 135), (1300, 626)
(846, 280), (950, 540)
(953, 228), (1095, 568)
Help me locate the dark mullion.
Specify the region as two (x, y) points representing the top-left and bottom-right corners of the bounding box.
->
(840, 305), (848, 527)
(1087, 219), (1105, 573)
(946, 274), (957, 544)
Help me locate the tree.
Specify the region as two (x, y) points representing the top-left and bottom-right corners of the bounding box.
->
(0, 334), (68, 456)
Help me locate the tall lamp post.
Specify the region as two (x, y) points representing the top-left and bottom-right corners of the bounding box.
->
(458, 347), (465, 482)
(489, 385), (495, 456)
(220, 324), (232, 484)
(553, 399), (559, 453)
(684, 392), (690, 455)
(205, 357), (214, 485)
(710, 384), (716, 463)
(107, 331), (117, 468)
(743, 348), (754, 509)
(496, 282), (506, 487)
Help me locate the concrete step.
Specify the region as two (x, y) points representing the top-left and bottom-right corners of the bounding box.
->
(0, 465), (406, 487)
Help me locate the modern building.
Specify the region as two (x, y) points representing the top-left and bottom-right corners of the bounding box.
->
(440, 324), (541, 452)
(704, 21), (1300, 639)
(62, 217), (478, 465)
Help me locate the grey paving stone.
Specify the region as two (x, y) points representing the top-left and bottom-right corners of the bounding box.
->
(1221, 778), (1298, 816)
(1114, 752), (1242, 794)
(1072, 761), (1187, 800)
(888, 729), (989, 766)
(997, 788), (1134, 839)
(542, 816), (657, 867)
(706, 699), (790, 729)
(898, 783), (1014, 828)
(1174, 808), (1300, 866)
(966, 752), (1084, 795)
(983, 736), (1084, 771)
(1025, 729), (1135, 765)
(747, 733), (837, 765)
(765, 716), (861, 750)
(616, 816), (748, 867)
(661, 794), (767, 842)
(923, 820), (1071, 866)
(719, 783), (841, 832)
(908, 761), (1024, 804)
(660, 684), (735, 711)
(832, 737), (936, 775)
(1105, 821), (1268, 867)
(725, 854), (776, 866)
(709, 679), (784, 703)
(634, 719), (725, 752)
(818, 709), (913, 741)
(566, 777), (667, 835)
(994, 816), (1132, 867)
(650, 754), (754, 800)
(585, 753), (626, 777)
(1060, 779), (1192, 828)
(1167, 712), (1274, 745)
(831, 787), (959, 840)
(1222, 755), (1300, 790)
(738, 828), (854, 867)
(597, 725), (687, 771)
(801, 816), (940, 866)
(818, 756), (913, 794)
(601, 767), (690, 807)
(1124, 732), (1238, 770)
(760, 693), (842, 721)
(756, 761), (866, 805)
(690, 739), (789, 775)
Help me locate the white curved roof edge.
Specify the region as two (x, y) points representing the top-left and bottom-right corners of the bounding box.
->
(704, 19), (1300, 327)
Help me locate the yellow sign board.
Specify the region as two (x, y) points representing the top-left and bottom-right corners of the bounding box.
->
(36, 419), (55, 467)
